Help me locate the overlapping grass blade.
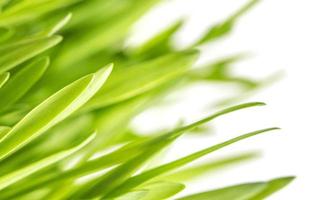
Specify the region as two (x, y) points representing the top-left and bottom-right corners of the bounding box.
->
(97, 127), (278, 198)
(0, 57), (49, 111)
(0, 35), (62, 73)
(3, 102), (265, 199)
(0, 133), (95, 191)
(0, 65), (112, 161)
(139, 181), (185, 200)
(38, 13), (72, 37)
(162, 152), (259, 182)
(54, 0), (161, 67)
(250, 176), (295, 200)
(83, 51), (199, 111)
(0, 0), (79, 26)
(115, 190), (148, 200)
(178, 176), (295, 200)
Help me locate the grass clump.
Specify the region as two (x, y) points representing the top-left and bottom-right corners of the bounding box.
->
(0, 0), (294, 199)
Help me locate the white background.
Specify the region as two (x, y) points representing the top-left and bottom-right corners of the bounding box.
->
(130, 0), (335, 199)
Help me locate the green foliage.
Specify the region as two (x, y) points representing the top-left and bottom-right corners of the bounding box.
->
(0, 0), (293, 199)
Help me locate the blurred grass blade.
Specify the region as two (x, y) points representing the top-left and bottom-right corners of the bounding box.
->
(0, 72), (9, 88)
(83, 51), (199, 111)
(250, 176), (295, 200)
(138, 181), (185, 200)
(0, 0), (80, 26)
(115, 190), (148, 200)
(55, 0), (161, 67)
(0, 57), (49, 111)
(40, 13), (72, 37)
(0, 65), (112, 161)
(0, 133), (95, 191)
(178, 182), (267, 200)
(195, 0), (259, 46)
(163, 152), (259, 182)
(0, 26), (13, 42)
(130, 20), (184, 59)
(0, 36), (62, 73)
(0, 126), (10, 140)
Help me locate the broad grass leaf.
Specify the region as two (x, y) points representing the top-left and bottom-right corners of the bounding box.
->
(0, 35), (62, 73)
(0, 65), (112, 161)
(0, 57), (49, 111)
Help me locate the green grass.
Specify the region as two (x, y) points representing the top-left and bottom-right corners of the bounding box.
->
(0, 0), (294, 199)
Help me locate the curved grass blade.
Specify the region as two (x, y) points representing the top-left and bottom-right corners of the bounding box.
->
(103, 127), (279, 198)
(250, 176), (295, 200)
(0, 133), (95, 191)
(83, 51), (199, 111)
(0, 57), (49, 112)
(0, 65), (112, 161)
(0, 35), (62, 73)
(0, 72), (9, 88)
(177, 182), (267, 200)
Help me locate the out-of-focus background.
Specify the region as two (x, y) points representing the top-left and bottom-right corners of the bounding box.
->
(128, 0), (335, 199)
